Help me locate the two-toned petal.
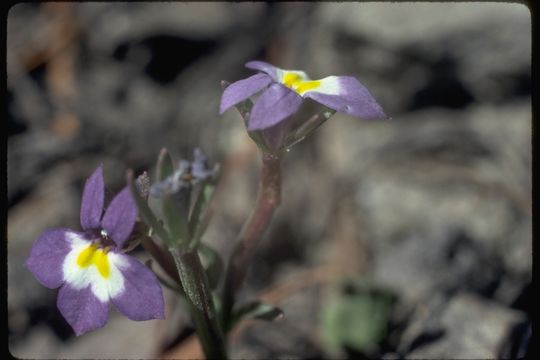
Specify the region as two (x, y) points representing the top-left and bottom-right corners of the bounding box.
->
(220, 73), (273, 114)
(57, 284), (109, 336)
(110, 254), (165, 321)
(302, 76), (387, 120)
(248, 83), (303, 130)
(58, 239), (163, 335)
(80, 166), (104, 230)
(100, 187), (137, 249)
(25, 228), (77, 289)
(245, 61), (310, 86)
(62, 235), (126, 303)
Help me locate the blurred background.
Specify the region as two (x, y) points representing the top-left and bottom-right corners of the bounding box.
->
(7, 2), (531, 359)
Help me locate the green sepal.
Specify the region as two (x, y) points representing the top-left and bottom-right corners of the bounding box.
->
(281, 108), (337, 153)
(221, 80), (270, 154)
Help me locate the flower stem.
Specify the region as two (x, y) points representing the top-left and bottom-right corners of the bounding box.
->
(222, 152), (282, 331)
(170, 249), (228, 359)
(140, 235), (181, 285)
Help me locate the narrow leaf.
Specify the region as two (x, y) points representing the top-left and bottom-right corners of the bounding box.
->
(156, 148), (189, 246)
(157, 148), (174, 181)
(162, 194), (189, 247)
(127, 171), (171, 246)
(189, 181), (220, 250)
(171, 250), (216, 319)
(188, 181), (216, 248)
(198, 242), (224, 290)
(231, 301), (284, 329)
(188, 181), (211, 237)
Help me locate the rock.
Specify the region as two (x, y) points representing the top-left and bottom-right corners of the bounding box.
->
(76, 3), (266, 51)
(312, 3), (530, 112)
(317, 3), (529, 47)
(10, 316), (163, 359)
(406, 293), (526, 359)
(230, 285), (324, 359)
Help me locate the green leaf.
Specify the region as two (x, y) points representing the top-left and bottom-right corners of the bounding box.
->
(189, 180), (214, 234)
(162, 196), (189, 246)
(157, 148), (174, 181)
(198, 242), (224, 290)
(156, 148), (189, 247)
(321, 282), (395, 355)
(171, 250), (216, 319)
(231, 300), (284, 330)
(127, 171), (171, 246)
(188, 180), (216, 249)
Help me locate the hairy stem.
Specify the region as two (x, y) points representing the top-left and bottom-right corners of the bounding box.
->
(222, 153), (282, 331)
(170, 249), (228, 359)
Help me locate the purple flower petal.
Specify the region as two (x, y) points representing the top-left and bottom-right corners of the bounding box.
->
(57, 284), (109, 336)
(100, 187), (137, 248)
(80, 165), (105, 230)
(193, 147), (207, 165)
(25, 228), (77, 289)
(110, 254), (165, 321)
(303, 76), (387, 120)
(191, 148), (213, 180)
(245, 60), (280, 81)
(248, 83), (303, 131)
(219, 73), (272, 114)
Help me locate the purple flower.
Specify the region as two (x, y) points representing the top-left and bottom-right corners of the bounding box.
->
(219, 61), (387, 131)
(25, 166), (165, 336)
(150, 148), (215, 198)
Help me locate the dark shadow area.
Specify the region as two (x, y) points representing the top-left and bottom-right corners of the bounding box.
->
(114, 34), (218, 85)
(409, 55), (475, 110)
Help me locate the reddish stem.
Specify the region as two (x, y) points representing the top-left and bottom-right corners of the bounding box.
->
(222, 153), (282, 330)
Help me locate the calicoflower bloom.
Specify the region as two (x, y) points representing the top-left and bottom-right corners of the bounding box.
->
(26, 166), (164, 336)
(220, 60), (387, 130)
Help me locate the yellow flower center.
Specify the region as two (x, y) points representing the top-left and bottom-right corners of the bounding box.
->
(76, 243), (110, 278)
(282, 72), (321, 95)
